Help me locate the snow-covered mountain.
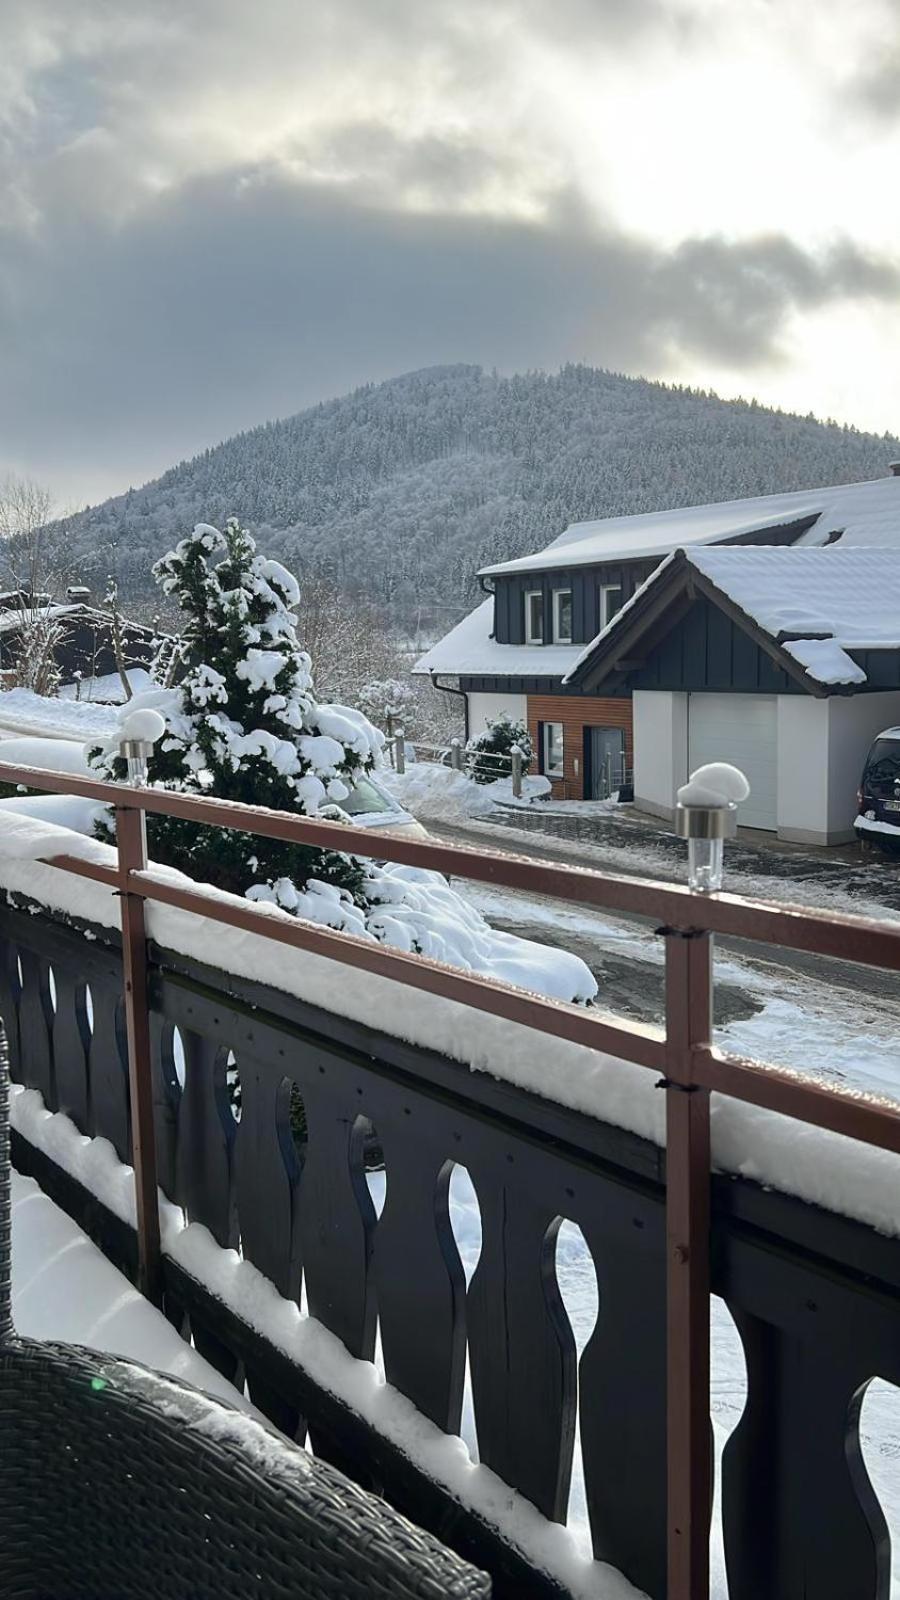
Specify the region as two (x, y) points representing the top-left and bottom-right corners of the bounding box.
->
(60, 363), (900, 630)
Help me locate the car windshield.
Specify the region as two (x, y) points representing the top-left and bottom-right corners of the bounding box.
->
(863, 738), (900, 796)
(340, 777), (396, 816)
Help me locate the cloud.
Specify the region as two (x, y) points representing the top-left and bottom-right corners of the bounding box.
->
(652, 234), (900, 363)
(848, 46), (900, 123)
(1, 0), (899, 498)
(1, 165), (897, 500)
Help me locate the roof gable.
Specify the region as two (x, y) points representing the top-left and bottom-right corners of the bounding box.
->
(564, 547), (900, 695)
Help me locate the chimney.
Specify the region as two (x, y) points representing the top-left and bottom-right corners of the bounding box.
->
(890, 463), (900, 477)
(66, 584), (91, 603)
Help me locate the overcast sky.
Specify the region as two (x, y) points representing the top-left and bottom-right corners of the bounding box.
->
(2, 0), (900, 508)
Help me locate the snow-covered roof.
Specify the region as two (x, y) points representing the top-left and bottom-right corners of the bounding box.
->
(0, 602), (79, 635)
(565, 546), (900, 689)
(480, 473), (900, 576)
(688, 546), (900, 652)
(412, 598), (582, 679)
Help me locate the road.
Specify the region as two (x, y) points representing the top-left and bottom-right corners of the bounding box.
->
(428, 816), (900, 1046)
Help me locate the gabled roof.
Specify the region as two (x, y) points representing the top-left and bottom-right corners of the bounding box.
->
(563, 546), (900, 694)
(479, 473), (900, 578)
(412, 598), (582, 679)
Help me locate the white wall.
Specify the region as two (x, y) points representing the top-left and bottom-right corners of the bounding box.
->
(827, 692), (900, 840)
(776, 691), (900, 843)
(633, 690), (688, 819)
(466, 691), (527, 739)
(776, 697), (829, 842)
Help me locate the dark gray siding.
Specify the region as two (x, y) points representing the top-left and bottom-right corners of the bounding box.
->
(848, 650), (900, 690)
(492, 560), (657, 645)
(625, 596), (799, 694)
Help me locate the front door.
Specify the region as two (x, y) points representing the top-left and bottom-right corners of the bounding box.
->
(588, 726), (626, 799)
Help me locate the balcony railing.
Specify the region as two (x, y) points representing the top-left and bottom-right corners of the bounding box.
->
(1, 755), (899, 1599)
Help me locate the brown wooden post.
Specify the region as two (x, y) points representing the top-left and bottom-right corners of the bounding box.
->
(116, 801), (162, 1305)
(663, 925), (713, 1600)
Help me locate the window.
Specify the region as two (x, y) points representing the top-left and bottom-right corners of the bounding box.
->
(541, 721), (564, 777)
(600, 583), (623, 631)
(552, 588), (573, 643)
(524, 590), (543, 643)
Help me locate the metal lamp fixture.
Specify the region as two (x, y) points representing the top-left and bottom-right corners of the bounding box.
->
(118, 709), (167, 787)
(675, 799), (736, 892)
(675, 762), (750, 893)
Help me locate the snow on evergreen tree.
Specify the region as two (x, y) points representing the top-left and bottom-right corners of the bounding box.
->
(358, 677), (416, 728)
(91, 518), (381, 905)
(466, 713), (533, 785)
(89, 518), (596, 1002)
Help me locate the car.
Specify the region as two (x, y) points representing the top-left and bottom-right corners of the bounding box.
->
(326, 772), (428, 840)
(855, 727), (900, 854)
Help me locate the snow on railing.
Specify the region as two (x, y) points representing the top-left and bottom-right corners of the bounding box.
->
(1, 758), (900, 1600)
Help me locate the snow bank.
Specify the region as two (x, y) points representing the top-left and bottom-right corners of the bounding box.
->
(58, 668), (155, 704)
(0, 689), (117, 741)
(382, 762), (550, 825)
(0, 792), (107, 834)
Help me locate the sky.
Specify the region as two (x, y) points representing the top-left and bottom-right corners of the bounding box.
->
(2, 0), (900, 509)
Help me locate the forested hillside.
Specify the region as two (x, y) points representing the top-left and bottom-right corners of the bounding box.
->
(59, 364), (900, 634)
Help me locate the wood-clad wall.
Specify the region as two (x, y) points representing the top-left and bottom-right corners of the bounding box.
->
(527, 694), (633, 800)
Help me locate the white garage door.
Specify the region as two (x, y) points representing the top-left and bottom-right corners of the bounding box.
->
(688, 694), (778, 831)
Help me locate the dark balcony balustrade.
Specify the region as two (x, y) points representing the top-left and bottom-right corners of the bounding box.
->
(0, 757), (899, 1599)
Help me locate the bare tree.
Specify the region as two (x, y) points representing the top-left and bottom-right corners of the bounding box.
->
(0, 475), (57, 598)
(0, 475), (69, 689)
(291, 570), (461, 745)
(103, 576), (134, 701)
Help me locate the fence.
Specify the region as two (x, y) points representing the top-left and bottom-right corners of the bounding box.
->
(385, 731), (529, 794)
(1, 756), (900, 1599)
(390, 734), (632, 802)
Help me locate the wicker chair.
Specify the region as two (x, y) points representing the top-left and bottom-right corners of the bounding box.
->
(0, 1030), (491, 1599)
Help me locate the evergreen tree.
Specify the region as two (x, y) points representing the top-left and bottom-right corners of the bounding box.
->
(88, 516), (597, 1003)
(466, 713), (533, 785)
(92, 519), (381, 902)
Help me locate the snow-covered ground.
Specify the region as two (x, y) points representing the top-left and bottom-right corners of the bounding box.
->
(467, 881), (900, 1102)
(382, 759), (551, 823)
(0, 688), (118, 742)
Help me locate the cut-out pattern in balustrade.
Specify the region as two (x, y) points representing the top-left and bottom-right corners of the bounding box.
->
(3, 896), (900, 1600)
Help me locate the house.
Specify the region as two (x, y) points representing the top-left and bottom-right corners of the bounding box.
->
(0, 589), (158, 687)
(414, 470), (900, 843)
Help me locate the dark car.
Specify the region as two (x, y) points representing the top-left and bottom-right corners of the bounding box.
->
(856, 728), (900, 853)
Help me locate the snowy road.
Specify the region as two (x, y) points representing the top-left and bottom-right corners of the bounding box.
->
(430, 818), (900, 1092)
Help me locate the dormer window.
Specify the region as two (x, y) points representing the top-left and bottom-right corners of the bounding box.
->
(600, 583), (623, 631)
(525, 590), (543, 643)
(552, 589), (573, 644)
